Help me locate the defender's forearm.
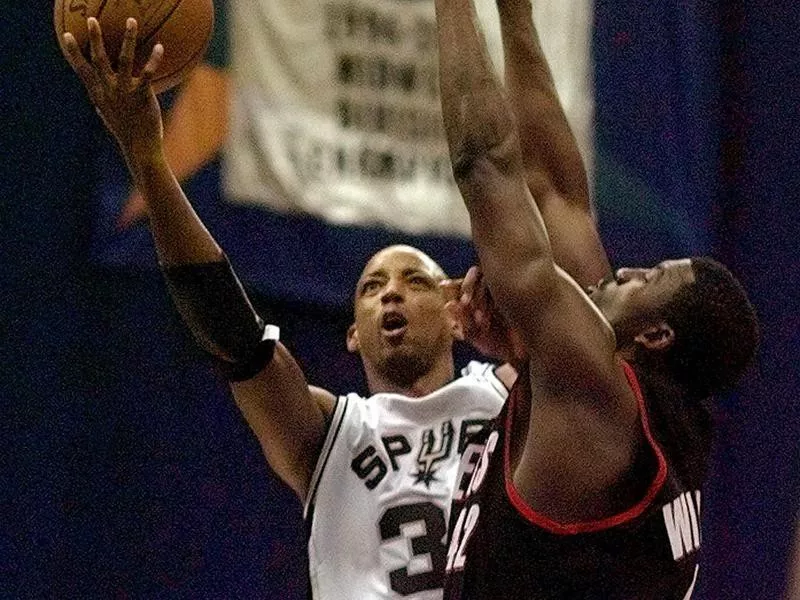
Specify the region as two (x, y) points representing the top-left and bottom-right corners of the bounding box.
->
(435, 0), (554, 296)
(497, 0), (610, 287)
(497, 0), (589, 207)
(435, 0), (517, 179)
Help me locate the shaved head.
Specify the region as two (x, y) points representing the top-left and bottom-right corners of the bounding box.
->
(359, 245), (447, 287)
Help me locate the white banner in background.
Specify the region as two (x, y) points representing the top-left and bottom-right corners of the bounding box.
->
(224, 0), (594, 237)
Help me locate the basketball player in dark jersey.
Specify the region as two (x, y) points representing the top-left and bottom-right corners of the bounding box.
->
(433, 0), (760, 598)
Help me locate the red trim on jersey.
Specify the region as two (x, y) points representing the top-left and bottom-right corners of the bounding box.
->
(503, 360), (668, 535)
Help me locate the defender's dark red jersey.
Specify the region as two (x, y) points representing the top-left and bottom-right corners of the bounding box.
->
(443, 361), (709, 600)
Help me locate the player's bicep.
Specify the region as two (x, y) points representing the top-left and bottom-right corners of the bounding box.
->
(521, 268), (619, 392)
(230, 342), (334, 501)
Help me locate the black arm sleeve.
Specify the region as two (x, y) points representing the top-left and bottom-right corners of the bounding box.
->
(161, 255), (279, 382)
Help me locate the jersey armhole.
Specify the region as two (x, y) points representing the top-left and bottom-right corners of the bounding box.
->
(504, 360), (668, 535)
(487, 363), (513, 398)
(303, 394), (350, 520)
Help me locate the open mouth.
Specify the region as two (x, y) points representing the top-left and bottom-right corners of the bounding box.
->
(381, 312), (408, 335)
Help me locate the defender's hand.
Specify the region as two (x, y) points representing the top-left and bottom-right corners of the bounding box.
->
(444, 267), (526, 362)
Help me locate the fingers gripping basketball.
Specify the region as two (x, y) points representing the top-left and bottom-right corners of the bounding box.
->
(54, 0), (214, 93)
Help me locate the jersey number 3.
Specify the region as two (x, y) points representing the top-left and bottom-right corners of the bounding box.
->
(379, 502), (447, 595)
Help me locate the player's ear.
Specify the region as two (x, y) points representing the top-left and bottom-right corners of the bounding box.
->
(445, 300), (465, 341)
(346, 323), (360, 353)
(634, 322), (675, 351)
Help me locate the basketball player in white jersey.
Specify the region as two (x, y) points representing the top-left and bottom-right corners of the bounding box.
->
(61, 18), (513, 599)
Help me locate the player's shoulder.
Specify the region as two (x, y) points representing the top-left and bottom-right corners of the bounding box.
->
(336, 390), (398, 429)
(460, 360), (497, 379)
(458, 361), (511, 396)
(459, 360), (507, 383)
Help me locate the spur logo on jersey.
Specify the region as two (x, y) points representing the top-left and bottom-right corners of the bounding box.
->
(350, 419), (492, 491)
(413, 421), (454, 487)
(351, 434), (413, 490)
(662, 490), (702, 561)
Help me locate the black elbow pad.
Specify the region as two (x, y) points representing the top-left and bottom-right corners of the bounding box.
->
(161, 255), (280, 381)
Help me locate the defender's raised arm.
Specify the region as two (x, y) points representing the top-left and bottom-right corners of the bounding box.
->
(435, 0), (641, 522)
(497, 0), (610, 287)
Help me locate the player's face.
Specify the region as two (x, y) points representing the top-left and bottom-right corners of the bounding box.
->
(587, 259), (695, 342)
(349, 246), (455, 376)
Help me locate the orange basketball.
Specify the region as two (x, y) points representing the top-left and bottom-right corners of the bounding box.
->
(54, 0), (214, 94)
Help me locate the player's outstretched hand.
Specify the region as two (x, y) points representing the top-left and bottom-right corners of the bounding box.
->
(62, 17), (164, 160)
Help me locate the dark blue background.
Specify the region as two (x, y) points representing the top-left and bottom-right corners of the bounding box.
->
(2, 1), (798, 598)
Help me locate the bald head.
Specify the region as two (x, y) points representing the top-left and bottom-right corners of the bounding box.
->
(357, 245), (447, 297)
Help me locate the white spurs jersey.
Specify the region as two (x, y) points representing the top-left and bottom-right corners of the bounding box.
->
(304, 362), (508, 600)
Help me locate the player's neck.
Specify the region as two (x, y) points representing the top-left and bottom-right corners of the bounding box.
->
(366, 354), (455, 398)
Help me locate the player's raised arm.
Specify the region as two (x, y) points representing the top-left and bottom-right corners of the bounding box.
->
(62, 18), (332, 501)
(434, 0), (549, 309)
(435, 0), (643, 517)
(497, 0), (610, 288)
